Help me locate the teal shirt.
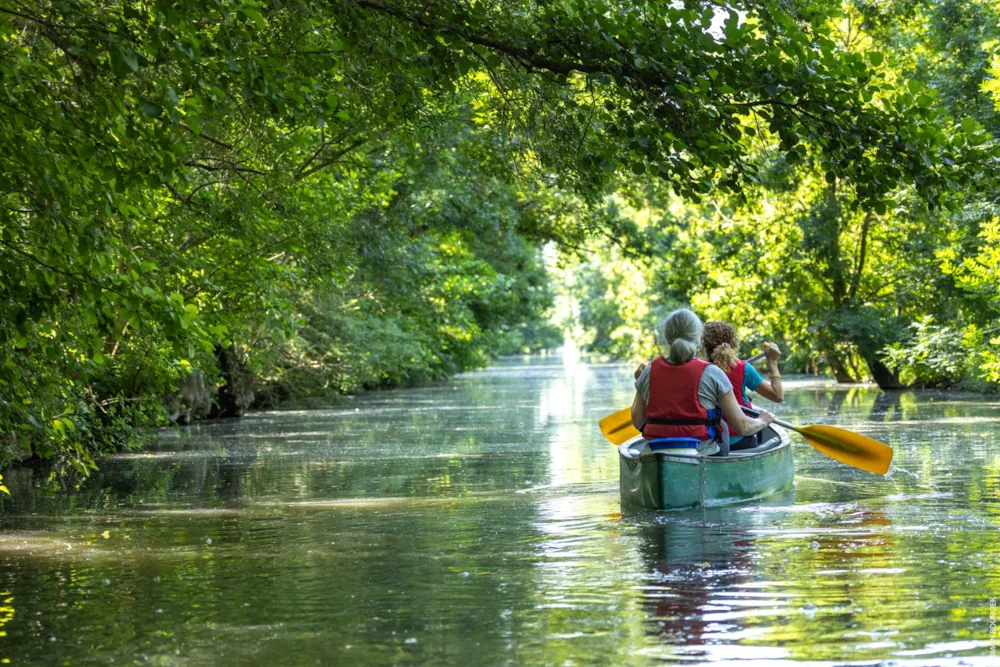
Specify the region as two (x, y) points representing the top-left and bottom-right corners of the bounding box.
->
(741, 363), (764, 403)
(731, 363), (764, 445)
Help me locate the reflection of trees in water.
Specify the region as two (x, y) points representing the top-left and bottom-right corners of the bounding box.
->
(806, 507), (895, 575)
(1, 398), (553, 514)
(868, 391), (903, 422)
(825, 389), (848, 416)
(3, 445), (546, 514)
(630, 492), (794, 650)
(798, 387), (854, 417)
(0, 461), (181, 516)
(631, 500), (909, 661)
(807, 386), (908, 422)
(0, 363), (564, 516)
(638, 520), (755, 647)
(0, 589), (12, 663)
(758, 508), (908, 661)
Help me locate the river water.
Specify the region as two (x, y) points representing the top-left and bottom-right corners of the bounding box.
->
(0, 356), (997, 665)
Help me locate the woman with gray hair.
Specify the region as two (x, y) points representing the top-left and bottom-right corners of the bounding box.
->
(630, 308), (773, 455)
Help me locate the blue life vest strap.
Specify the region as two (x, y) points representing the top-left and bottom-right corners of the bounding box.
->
(647, 437), (701, 451)
(643, 416), (721, 426)
(643, 409), (724, 445)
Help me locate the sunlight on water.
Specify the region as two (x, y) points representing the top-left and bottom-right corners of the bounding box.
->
(0, 354), (997, 665)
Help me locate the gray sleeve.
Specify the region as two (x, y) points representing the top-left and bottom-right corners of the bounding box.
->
(634, 364), (652, 402)
(698, 365), (733, 411)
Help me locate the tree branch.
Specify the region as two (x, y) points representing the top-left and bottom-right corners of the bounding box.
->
(348, 0), (684, 85)
(184, 161), (269, 176)
(178, 122), (234, 150)
(848, 210), (872, 302)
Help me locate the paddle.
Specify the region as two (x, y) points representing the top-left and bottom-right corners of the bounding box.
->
(598, 352), (767, 446)
(598, 407), (642, 446)
(597, 356), (894, 475)
(602, 404), (892, 475)
(742, 407), (893, 476)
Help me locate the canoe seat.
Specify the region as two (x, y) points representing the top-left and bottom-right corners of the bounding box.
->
(623, 426), (784, 460)
(725, 427), (783, 457)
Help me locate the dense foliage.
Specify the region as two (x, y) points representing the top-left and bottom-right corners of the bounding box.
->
(1, 0), (998, 472)
(556, 0), (1000, 392)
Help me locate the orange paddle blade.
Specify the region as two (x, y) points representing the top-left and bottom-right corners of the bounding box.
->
(599, 407), (640, 445)
(796, 424), (893, 475)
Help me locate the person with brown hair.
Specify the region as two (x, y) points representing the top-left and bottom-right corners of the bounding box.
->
(631, 309), (774, 456)
(702, 321), (783, 448)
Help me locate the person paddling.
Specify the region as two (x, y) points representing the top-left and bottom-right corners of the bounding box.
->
(631, 309), (773, 456)
(702, 321), (783, 449)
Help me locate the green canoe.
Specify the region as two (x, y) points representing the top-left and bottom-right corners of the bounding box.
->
(618, 425), (794, 510)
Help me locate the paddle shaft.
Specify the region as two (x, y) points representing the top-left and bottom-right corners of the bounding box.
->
(742, 406), (797, 432)
(771, 417), (799, 431)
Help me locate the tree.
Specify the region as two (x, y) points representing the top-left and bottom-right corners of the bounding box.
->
(2, 0), (996, 468)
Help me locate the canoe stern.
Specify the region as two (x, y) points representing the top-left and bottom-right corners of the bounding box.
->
(618, 426), (794, 510)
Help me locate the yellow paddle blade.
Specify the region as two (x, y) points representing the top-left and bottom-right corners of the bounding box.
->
(796, 424), (893, 475)
(599, 407), (640, 445)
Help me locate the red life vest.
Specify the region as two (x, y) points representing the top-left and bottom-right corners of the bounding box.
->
(643, 357), (721, 442)
(725, 359), (753, 436)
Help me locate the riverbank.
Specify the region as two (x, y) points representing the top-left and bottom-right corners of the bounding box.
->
(0, 306), (562, 474)
(7, 336), (994, 482)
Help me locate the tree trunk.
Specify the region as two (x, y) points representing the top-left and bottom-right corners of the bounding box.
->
(860, 352), (906, 390)
(209, 345), (255, 419)
(847, 351), (867, 383)
(825, 351), (857, 383)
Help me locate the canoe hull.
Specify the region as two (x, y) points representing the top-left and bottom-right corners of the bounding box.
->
(618, 426), (794, 510)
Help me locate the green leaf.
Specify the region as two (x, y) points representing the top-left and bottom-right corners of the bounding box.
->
(868, 52), (884, 67)
(240, 6), (267, 29)
(120, 48), (139, 73)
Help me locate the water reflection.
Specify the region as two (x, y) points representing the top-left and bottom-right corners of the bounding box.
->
(868, 391), (904, 423)
(630, 492), (796, 661)
(0, 357), (996, 665)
